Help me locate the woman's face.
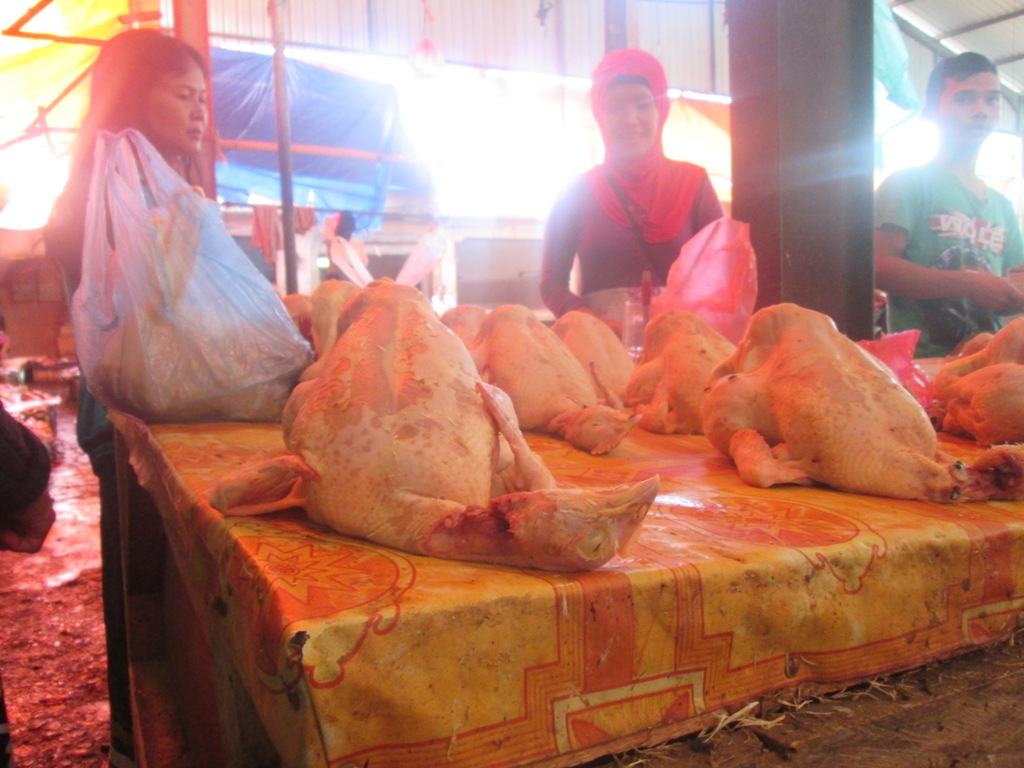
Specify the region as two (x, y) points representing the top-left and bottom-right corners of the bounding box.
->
(141, 59), (208, 161)
(599, 81), (660, 165)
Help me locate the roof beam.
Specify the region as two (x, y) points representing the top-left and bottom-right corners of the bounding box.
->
(939, 9), (1024, 40)
(2, 0), (104, 46)
(996, 52), (1024, 67)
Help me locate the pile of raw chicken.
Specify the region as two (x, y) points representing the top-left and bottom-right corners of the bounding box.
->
(211, 279), (1024, 571)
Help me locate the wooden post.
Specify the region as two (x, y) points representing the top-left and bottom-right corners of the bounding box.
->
(727, 0), (876, 340)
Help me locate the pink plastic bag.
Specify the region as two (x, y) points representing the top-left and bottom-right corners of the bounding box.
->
(650, 217), (758, 343)
(857, 330), (934, 407)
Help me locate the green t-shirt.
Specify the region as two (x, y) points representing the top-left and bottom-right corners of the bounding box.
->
(874, 162), (1024, 357)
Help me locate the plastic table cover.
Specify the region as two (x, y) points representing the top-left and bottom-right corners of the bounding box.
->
(111, 413), (1024, 768)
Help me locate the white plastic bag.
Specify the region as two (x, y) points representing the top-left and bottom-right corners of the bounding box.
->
(71, 129), (312, 423)
(395, 228), (449, 288)
(328, 234), (373, 287)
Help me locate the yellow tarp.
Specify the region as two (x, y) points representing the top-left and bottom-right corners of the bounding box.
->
(0, 0), (125, 141)
(112, 412), (1024, 768)
(0, 0), (125, 229)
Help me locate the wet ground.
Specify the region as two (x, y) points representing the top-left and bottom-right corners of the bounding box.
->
(0, 398), (111, 767)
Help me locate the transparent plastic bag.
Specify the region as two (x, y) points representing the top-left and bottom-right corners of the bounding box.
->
(71, 129), (312, 423)
(650, 217), (758, 343)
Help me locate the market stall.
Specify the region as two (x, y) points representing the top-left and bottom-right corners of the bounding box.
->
(111, 412), (1024, 768)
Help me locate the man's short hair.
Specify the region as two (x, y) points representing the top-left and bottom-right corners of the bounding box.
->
(924, 52), (998, 115)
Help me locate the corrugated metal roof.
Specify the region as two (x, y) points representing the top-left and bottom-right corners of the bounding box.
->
(892, 0), (1024, 99)
(197, 0), (729, 95)
(177, 0), (1024, 120)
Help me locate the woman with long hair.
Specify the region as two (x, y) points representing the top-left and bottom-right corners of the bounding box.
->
(44, 28), (209, 767)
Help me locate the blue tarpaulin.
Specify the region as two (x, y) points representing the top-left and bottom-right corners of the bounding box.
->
(211, 47), (432, 223)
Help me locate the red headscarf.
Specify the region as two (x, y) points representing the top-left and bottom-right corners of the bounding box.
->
(587, 49), (704, 244)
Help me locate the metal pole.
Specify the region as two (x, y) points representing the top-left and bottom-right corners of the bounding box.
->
(269, 0), (298, 295)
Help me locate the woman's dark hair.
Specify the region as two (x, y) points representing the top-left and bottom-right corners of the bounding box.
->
(46, 29), (208, 286)
(71, 28), (207, 176)
(924, 52), (998, 116)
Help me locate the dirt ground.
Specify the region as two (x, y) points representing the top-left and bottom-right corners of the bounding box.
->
(3, 399), (1024, 768)
(0, 399), (110, 767)
(582, 638), (1024, 768)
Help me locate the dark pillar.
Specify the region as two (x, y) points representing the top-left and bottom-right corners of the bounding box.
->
(727, 0), (876, 340)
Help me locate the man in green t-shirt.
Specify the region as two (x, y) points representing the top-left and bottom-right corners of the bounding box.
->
(874, 52), (1024, 358)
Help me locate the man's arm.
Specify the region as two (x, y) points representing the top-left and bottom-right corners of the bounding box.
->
(0, 406), (56, 553)
(875, 224), (1024, 314)
(0, 490), (55, 553)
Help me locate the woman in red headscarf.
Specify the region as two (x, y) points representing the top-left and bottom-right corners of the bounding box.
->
(539, 48), (723, 323)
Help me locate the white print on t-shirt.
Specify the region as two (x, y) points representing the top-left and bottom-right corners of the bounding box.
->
(930, 209), (1006, 256)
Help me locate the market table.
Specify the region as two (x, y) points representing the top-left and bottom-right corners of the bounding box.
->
(1, 383), (62, 455)
(110, 412), (1024, 768)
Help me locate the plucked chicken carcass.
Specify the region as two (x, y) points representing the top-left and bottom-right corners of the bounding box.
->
(624, 310), (734, 434)
(300, 279), (361, 382)
(551, 310), (636, 406)
(467, 304), (640, 454)
(700, 303), (1024, 502)
(281, 293), (313, 345)
(929, 317), (1024, 446)
(440, 303), (489, 348)
(207, 280), (659, 571)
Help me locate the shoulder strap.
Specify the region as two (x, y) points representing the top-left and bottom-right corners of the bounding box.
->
(602, 167), (659, 274)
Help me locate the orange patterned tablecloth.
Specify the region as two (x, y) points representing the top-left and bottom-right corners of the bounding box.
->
(112, 413), (1024, 768)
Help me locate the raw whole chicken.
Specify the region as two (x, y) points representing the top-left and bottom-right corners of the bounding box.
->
(440, 303), (489, 348)
(206, 280), (659, 571)
(929, 317), (1024, 445)
(467, 304), (640, 454)
(956, 332), (996, 358)
(624, 310), (734, 434)
(551, 310), (636, 406)
(301, 279), (361, 382)
(281, 293), (313, 344)
(700, 303), (1024, 503)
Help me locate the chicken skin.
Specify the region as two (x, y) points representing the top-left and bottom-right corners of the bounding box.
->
(624, 310), (734, 434)
(207, 280), (658, 571)
(701, 303), (1024, 503)
(467, 304), (639, 454)
(440, 303), (489, 349)
(300, 279), (361, 382)
(551, 310), (636, 406)
(930, 317), (1024, 445)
